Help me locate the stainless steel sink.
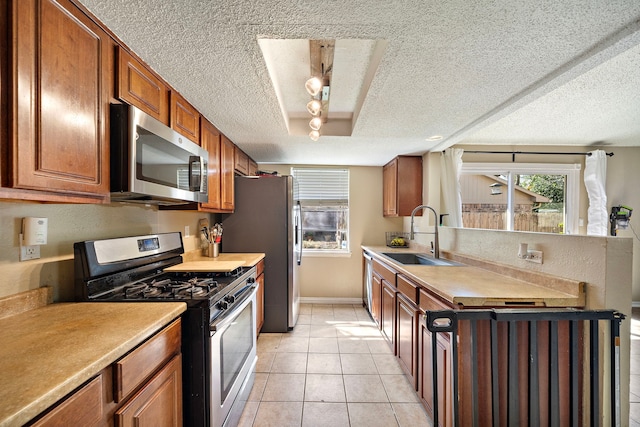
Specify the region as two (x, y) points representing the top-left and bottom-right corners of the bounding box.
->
(381, 252), (461, 266)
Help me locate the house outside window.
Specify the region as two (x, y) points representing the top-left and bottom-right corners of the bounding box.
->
(292, 168), (349, 253)
(460, 163), (581, 234)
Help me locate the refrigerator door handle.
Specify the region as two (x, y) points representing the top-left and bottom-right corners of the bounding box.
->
(295, 201), (302, 265)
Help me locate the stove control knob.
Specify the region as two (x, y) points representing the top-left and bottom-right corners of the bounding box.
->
(217, 301), (229, 310)
(225, 295), (236, 304)
(247, 277), (256, 284)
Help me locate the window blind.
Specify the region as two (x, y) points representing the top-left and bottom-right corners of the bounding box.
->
(292, 168), (349, 204)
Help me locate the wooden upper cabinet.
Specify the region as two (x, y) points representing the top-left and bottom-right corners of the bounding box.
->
(248, 159), (258, 176)
(117, 47), (170, 125)
(383, 156), (423, 217)
(170, 91), (200, 144)
(234, 147), (249, 175)
(220, 135), (235, 211)
(199, 118), (222, 211)
(7, 0), (112, 201)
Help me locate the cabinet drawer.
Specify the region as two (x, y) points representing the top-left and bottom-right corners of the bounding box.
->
(397, 275), (419, 305)
(31, 374), (103, 426)
(373, 258), (396, 286)
(419, 288), (453, 312)
(114, 318), (181, 402)
(115, 354), (183, 427)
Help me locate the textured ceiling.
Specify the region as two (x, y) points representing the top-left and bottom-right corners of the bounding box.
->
(77, 0), (640, 166)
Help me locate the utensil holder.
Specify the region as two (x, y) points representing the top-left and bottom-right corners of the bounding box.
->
(206, 242), (219, 258)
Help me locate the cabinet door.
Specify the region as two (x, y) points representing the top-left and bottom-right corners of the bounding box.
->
(199, 118), (222, 211)
(220, 135), (235, 211)
(382, 156), (423, 217)
(381, 279), (396, 351)
(371, 272), (382, 326)
(397, 293), (419, 389)
(382, 159), (397, 216)
(11, 0), (111, 199)
(419, 319), (452, 427)
(248, 159), (258, 176)
(117, 47), (169, 124)
(234, 147), (249, 175)
(115, 354), (183, 427)
(170, 92), (200, 144)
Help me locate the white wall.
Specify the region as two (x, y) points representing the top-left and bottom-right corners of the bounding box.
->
(606, 147), (640, 301)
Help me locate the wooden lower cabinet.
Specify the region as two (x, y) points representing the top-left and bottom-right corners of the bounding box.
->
(256, 260), (265, 335)
(365, 254), (584, 426)
(419, 321), (452, 427)
(371, 272), (382, 326)
(115, 354), (182, 427)
(396, 292), (419, 389)
(28, 319), (183, 426)
(30, 375), (104, 427)
(380, 279), (396, 351)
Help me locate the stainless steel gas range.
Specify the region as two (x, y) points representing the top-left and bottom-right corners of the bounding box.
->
(74, 232), (257, 427)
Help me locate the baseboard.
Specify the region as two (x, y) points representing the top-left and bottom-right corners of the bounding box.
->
(300, 297), (363, 305)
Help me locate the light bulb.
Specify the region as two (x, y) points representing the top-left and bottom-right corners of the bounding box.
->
(306, 99), (321, 116)
(309, 130), (320, 141)
(309, 117), (322, 131)
(305, 77), (322, 96)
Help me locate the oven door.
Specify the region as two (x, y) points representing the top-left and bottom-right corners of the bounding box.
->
(209, 285), (257, 427)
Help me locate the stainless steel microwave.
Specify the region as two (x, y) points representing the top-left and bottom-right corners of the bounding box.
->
(110, 104), (208, 205)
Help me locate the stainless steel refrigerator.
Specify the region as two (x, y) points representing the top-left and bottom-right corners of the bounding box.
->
(222, 175), (301, 332)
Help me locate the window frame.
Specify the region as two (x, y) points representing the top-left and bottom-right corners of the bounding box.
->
(291, 167), (350, 256)
(460, 162), (581, 234)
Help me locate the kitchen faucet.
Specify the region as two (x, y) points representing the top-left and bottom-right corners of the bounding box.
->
(409, 205), (439, 259)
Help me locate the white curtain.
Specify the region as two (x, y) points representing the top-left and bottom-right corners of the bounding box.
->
(584, 150), (608, 236)
(440, 148), (464, 227)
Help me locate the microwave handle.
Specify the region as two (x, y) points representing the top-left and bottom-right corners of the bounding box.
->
(188, 156), (205, 192)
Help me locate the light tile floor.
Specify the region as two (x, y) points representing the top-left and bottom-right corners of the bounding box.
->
(630, 307), (640, 426)
(239, 303), (431, 427)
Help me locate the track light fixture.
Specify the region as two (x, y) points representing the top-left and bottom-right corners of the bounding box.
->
(305, 77), (322, 97)
(305, 40), (335, 140)
(309, 116), (322, 131)
(309, 130), (320, 141)
(306, 99), (321, 116)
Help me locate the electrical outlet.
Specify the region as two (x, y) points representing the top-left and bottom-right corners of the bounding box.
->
(184, 225), (190, 237)
(525, 250), (543, 264)
(20, 245), (40, 261)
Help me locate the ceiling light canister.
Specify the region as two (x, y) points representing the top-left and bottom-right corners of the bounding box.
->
(309, 130), (320, 141)
(309, 117), (322, 131)
(307, 99), (322, 116)
(305, 77), (322, 97)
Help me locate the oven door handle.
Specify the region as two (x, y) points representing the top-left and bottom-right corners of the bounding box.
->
(210, 284), (257, 334)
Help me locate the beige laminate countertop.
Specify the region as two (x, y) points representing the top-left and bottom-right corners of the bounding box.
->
(183, 251), (265, 267)
(0, 302), (186, 427)
(362, 246), (584, 308)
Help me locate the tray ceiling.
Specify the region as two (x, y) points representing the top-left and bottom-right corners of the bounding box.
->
(77, 0), (640, 165)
